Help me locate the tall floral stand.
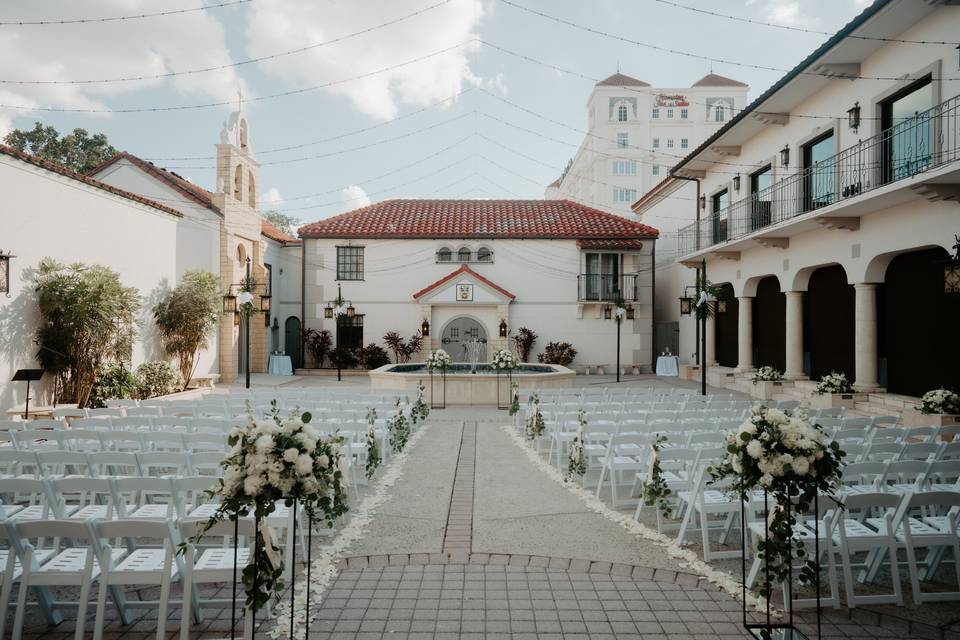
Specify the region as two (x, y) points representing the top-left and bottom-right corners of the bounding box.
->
(496, 369), (513, 410)
(429, 368), (446, 410)
(740, 491), (822, 640)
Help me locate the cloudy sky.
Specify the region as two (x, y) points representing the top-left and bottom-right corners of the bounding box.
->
(0, 0), (875, 224)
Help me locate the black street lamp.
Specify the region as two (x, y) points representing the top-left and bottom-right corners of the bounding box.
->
(324, 283), (355, 382)
(611, 296), (628, 383)
(223, 257), (271, 389)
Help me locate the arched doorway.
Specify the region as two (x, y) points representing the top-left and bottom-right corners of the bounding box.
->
(753, 276), (786, 372)
(804, 265), (854, 380)
(285, 316), (302, 368)
(714, 283), (738, 368)
(879, 247), (960, 396)
(441, 317), (488, 362)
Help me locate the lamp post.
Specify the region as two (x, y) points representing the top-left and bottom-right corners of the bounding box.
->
(324, 284), (354, 382)
(612, 296), (627, 383)
(224, 257), (271, 389)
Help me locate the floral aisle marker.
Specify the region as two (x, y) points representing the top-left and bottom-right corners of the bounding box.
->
(270, 418), (435, 638)
(751, 366), (783, 383)
(566, 409), (587, 480)
(525, 392), (545, 440)
(411, 380), (430, 423)
(499, 423), (773, 614)
(387, 397), (411, 453)
(187, 401), (348, 614)
(640, 435), (672, 518)
(492, 347), (518, 371)
(365, 408), (380, 480)
(918, 388), (960, 415)
(814, 371), (853, 395)
(426, 348), (451, 371)
(508, 383), (520, 417)
(709, 404), (845, 599)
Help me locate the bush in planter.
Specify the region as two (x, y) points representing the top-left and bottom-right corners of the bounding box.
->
(303, 328), (332, 368)
(751, 366), (783, 384)
(815, 371), (853, 395)
(537, 341), (577, 367)
(512, 327), (538, 362)
(356, 343), (391, 370)
(328, 345), (358, 369)
(88, 363), (138, 408)
(918, 388), (960, 415)
(135, 361), (183, 399)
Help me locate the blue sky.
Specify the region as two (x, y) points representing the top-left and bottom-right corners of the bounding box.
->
(0, 0), (873, 225)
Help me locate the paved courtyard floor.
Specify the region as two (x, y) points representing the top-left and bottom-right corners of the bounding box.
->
(15, 374), (960, 639)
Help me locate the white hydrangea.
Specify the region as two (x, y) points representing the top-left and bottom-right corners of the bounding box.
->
(295, 454), (314, 476)
(283, 448), (300, 463)
(746, 439), (763, 459)
(255, 434), (275, 452)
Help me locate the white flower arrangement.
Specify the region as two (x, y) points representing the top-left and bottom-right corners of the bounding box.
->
(410, 380), (430, 423)
(189, 402), (348, 613)
(640, 435), (672, 518)
(365, 408), (380, 479)
(815, 371), (853, 395)
(508, 383), (520, 416)
(525, 392), (545, 440)
(425, 349), (451, 371)
(710, 404), (845, 597)
(918, 388), (960, 415)
(491, 348), (518, 370)
(751, 366), (783, 384)
(567, 409), (587, 480)
(387, 397), (411, 452)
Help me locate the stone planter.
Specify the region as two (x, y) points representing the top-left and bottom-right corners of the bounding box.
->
(901, 409), (960, 427)
(750, 380), (787, 400)
(808, 392), (863, 410)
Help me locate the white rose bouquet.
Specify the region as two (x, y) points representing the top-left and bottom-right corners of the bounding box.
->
(491, 348), (518, 370)
(751, 366), (783, 383)
(710, 404), (845, 597)
(426, 349), (451, 371)
(189, 401), (348, 613)
(815, 371), (853, 395)
(918, 388), (960, 415)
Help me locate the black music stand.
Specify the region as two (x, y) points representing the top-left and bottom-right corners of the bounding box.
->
(12, 369), (44, 420)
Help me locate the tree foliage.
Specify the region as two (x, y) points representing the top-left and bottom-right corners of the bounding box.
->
(152, 270), (221, 387)
(383, 331), (423, 363)
(33, 259), (140, 407)
(262, 210), (301, 236)
(512, 327), (538, 362)
(4, 122), (118, 173)
(303, 328), (332, 367)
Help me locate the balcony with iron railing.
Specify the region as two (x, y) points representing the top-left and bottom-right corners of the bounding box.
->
(677, 92), (960, 258)
(577, 273), (640, 302)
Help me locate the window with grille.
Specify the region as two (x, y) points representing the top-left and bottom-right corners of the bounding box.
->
(336, 246), (364, 280)
(617, 104), (628, 121)
(616, 132), (629, 149)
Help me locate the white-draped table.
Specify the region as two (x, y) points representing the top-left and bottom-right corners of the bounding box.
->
(267, 354), (294, 376)
(655, 355), (679, 377)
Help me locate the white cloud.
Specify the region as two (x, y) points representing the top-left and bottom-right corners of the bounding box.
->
(341, 184), (371, 209)
(262, 186), (284, 207)
(244, 0), (485, 120)
(0, 1), (244, 130)
(745, 0), (819, 27)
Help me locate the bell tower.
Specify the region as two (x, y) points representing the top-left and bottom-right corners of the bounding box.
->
(212, 97), (268, 382)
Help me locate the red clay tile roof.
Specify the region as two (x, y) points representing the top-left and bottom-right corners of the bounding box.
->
(261, 219), (301, 245)
(412, 264), (516, 301)
(89, 151), (215, 210)
(692, 73), (748, 88)
(577, 239), (646, 251)
(298, 199), (659, 240)
(0, 144), (183, 218)
(596, 73), (649, 87)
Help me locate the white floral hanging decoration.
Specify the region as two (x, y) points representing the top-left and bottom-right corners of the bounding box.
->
(365, 408), (380, 480)
(387, 397), (411, 453)
(566, 409), (587, 480)
(508, 382), (520, 416)
(525, 392), (545, 440)
(411, 380), (430, 423)
(640, 434), (672, 518)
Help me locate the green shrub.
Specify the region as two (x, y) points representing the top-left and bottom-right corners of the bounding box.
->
(356, 343), (391, 369)
(88, 363), (137, 409)
(537, 342), (577, 366)
(135, 361), (183, 399)
(328, 345), (358, 369)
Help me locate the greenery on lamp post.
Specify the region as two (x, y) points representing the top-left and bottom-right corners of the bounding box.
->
(152, 270), (221, 389)
(33, 258), (140, 407)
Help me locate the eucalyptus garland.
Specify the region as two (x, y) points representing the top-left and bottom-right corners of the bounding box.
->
(508, 382), (520, 416)
(566, 409), (587, 480)
(525, 392), (545, 440)
(411, 380), (430, 423)
(387, 398), (411, 453)
(640, 434), (672, 518)
(365, 408), (381, 479)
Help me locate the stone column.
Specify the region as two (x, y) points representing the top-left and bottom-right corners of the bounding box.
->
(736, 296), (754, 372)
(704, 311), (718, 366)
(854, 283), (881, 391)
(784, 291), (805, 379)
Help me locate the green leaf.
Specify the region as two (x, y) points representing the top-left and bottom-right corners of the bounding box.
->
(302, 411), (312, 423)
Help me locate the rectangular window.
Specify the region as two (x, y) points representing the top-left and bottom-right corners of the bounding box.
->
(264, 263), (273, 296)
(681, 138), (688, 149)
(803, 132), (835, 211)
(680, 108), (688, 119)
(881, 77), (933, 182)
(667, 108), (674, 119)
(750, 165), (773, 230)
(652, 137), (660, 149)
(652, 108), (660, 119)
(715, 106), (725, 122)
(336, 246), (364, 280)
(652, 165), (660, 176)
(612, 160), (636, 176)
(584, 252), (621, 301)
(712, 189), (729, 244)
(616, 132), (629, 149)
(612, 188), (638, 203)
(666, 139), (674, 148)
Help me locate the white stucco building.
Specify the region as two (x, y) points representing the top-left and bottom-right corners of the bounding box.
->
(636, 0), (960, 406)
(0, 108), (302, 412)
(298, 200), (659, 371)
(545, 72), (749, 217)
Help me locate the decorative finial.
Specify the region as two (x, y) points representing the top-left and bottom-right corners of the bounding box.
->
(236, 86), (243, 112)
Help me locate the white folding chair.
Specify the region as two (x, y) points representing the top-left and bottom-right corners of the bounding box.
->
(36, 451), (93, 479)
(832, 492), (904, 607)
(113, 477), (177, 520)
(189, 451), (225, 476)
(137, 452), (192, 477)
(173, 476), (220, 521)
(0, 478), (63, 521)
(13, 429), (64, 452)
(890, 491), (960, 603)
(55, 477), (122, 521)
(52, 408), (86, 422)
(86, 408), (124, 419)
(89, 452), (142, 478)
(594, 434), (646, 508)
(0, 450), (40, 478)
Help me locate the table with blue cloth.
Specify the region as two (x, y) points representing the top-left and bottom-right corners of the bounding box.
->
(267, 354), (294, 376)
(655, 355), (680, 377)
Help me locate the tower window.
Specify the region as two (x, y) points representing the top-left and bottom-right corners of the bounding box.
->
(248, 170), (256, 208)
(457, 247), (472, 262)
(617, 104), (628, 121)
(240, 119), (248, 149)
(616, 132), (629, 149)
(233, 165), (243, 201)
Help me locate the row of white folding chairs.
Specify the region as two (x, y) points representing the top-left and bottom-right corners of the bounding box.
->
(1, 429), (230, 454)
(146, 400), (401, 420)
(833, 423), (960, 447)
(1, 416), (233, 435)
(0, 516), (272, 639)
(0, 450), (224, 480)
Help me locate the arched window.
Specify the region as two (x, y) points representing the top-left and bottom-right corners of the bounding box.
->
(248, 170), (256, 208)
(437, 247), (452, 262)
(239, 119), (248, 149)
(477, 247), (493, 262)
(457, 247), (471, 262)
(617, 104), (628, 122)
(236, 243), (247, 265)
(233, 165), (243, 201)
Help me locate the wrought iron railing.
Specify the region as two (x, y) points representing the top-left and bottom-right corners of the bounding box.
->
(677, 92), (960, 256)
(577, 273), (639, 302)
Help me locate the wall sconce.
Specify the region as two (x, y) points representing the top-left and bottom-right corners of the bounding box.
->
(847, 102), (861, 133)
(346, 304), (356, 318)
(626, 306), (635, 320)
(732, 174), (741, 192)
(323, 303), (333, 319)
(717, 299), (727, 313)
(222, 293), (237, 313)
(499, 319), (508, 337)
(603, 307), (612, 320)
(233, 312), (240, 326)
(421, 318), (430, 336)
(679, 296), (693, 316)
(699, 195), (706, 210)
(780, 145), (790, 168)
(260, 294), (272, 313)
(0, 250), (13, 296)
